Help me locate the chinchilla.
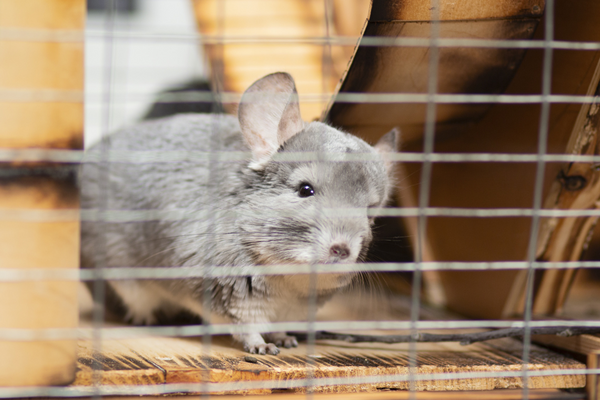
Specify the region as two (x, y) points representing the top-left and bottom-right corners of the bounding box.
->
(80, 72), (399, 355)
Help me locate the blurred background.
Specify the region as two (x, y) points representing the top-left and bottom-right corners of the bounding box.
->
(85, 0), (206, 146)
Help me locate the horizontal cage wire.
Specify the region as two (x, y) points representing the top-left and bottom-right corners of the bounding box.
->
(2, 0), (600, 399)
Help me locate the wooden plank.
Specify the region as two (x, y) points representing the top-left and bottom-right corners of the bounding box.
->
(531, 275), (600, 400)
(71, 293), (585, 394)
(0, 103), (83, 149)
(34, 388), (587, 400)
(0, 0), (84, 387)
(588, 351), (600, 400)
(533, 333), (600, 400)
(75, 337), (165, 386)
(534, 333), (600, 356)
(529, 64), (600, 316)
(71, 332), (586, 394)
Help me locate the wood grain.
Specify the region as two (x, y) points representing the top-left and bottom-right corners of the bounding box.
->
(71, 333), (586, 394)
(0, 0), (83, 386)
(530, 63), (600, 316)
(588, 351), (600, 400)
(0, 177), (80, 386)
(0, 0), (85, 29)
(34, 388), (587, 400)
(370, 0), (544, 21)
(192, 0), (343, 122)
(72, 293), (586, 394)
(532, 332), (600, 400)
(324, 0), (543, 320)
(534, 333), (600, 357)
(0, 0), (84, 149)
(326, 5), (542, 145)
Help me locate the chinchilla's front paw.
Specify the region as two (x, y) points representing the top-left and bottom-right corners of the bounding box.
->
(241, 332), (281, 355)
(265, 332), (298, 349)
(244, 342), (280, 355)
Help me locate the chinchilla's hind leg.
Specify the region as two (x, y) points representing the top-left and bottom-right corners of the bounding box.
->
(109, 280), (164, 325)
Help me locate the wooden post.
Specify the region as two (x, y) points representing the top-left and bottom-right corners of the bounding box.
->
(589, 351), (600, 400)
(531, 69), (600, 316)
(0, 0), (84, 386)
(532, 333), (600, 399)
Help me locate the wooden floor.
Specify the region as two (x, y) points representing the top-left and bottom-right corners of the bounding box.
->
(46, 390), (587, 400)
(73, 334), (586, 394)
(72, 291), (587, 396)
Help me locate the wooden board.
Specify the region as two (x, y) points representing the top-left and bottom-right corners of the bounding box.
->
(588, 351), (600, 400)
(71, 293), (585, 394)
(71, 334), (586, 394)
(533, 332), (600, 400)
(33, 389), (587, 400)
(530, 272), (600, 400)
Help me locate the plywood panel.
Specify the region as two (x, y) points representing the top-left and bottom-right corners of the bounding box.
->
(192, 0), (343, 121)
(370, 0), (544, 21)
(326, 0), (600, 319)
(429, 0), (600, 318)
(327, 19), (538, 145)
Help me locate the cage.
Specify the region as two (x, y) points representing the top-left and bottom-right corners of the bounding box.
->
(2, 0), (600, 399)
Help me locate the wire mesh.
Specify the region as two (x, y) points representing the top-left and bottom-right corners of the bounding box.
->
(2, 0), (600, 398)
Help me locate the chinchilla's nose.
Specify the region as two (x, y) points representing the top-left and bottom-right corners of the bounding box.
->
(329, 243), (350, 260)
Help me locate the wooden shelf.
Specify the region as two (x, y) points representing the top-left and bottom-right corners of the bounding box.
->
(39, 389), (587, 400)
(72, 293), (586, 395)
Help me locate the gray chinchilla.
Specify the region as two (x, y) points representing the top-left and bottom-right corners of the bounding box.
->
(81, 72), (398, 355)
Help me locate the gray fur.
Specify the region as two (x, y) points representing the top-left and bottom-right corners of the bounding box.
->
(80, 73), (397, 355)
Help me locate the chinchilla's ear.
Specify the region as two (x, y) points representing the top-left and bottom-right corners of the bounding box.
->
(238, 72), (305, 170)
(374, 127), (400, 175)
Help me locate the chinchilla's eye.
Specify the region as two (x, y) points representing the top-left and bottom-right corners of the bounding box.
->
(298, 183), (315, 198)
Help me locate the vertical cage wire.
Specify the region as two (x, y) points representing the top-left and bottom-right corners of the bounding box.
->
(92, 0), (116, 398)
(521, 0), (556, 397)
(408, 0), (441, 395)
